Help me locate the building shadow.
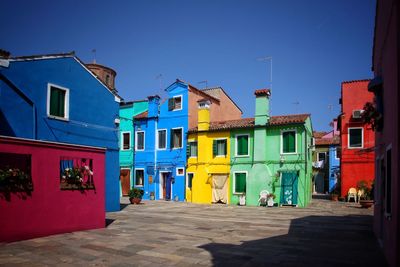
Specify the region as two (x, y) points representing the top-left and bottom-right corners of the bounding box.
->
(199, 215), (387, 267)
(105, 218), (115, 227)
(120, 203), (129, 211)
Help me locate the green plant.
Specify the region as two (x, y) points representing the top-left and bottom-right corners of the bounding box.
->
(129, 188), (144, 199)
(357, 180), (374, 200)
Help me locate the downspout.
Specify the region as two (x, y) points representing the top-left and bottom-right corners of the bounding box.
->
(154, 116), (158, 199)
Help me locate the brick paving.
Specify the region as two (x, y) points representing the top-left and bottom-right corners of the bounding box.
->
(0, 198), (387, 266)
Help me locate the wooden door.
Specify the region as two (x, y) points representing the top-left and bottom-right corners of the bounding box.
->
(120, 169), (131, 196)
(280, 172), (298, 205)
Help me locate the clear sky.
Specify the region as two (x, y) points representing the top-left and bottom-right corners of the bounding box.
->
(0, 0), (376, 131)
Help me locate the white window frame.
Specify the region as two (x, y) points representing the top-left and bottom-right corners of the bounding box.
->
(176, 167), (185, 176)
(215, 138), (228, 157)
(120, 131), (131, 151)
(46, 83), (70, 120)
(186, 172), (194, 189)
(233, 171), (248, 194)
(157, 129), (167, 150)
(280, 129), (297, 155)
(134, 168), (145, 187)
(235, 134), (250, 157)
(171, 127), (183, 149)
(348, 127), (364, 149)
(317, 152), (326, 162)
(188, 140), (198, 158)
(171, 95), (183, 111)
(135, 131), (145, 151)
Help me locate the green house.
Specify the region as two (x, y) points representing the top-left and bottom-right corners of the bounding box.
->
(228, 89), (313, 207)
(119, 100), (148, 196)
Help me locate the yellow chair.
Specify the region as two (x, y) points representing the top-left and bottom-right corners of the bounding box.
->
(347, 187), (357, 202)
(357, 189), (365, 203)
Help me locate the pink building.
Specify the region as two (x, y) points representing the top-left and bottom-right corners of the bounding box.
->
(0, 136), (105, 242)
(370, 1), (399, 266)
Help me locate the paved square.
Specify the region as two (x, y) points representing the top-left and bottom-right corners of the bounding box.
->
(0, 198), (387, 266)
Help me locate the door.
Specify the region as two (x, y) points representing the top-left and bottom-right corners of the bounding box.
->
(159, 172), (172, 200)
(315, 172), (325, 193)
(212, 175), (228, 204)
(280, 172), (298, 205)
(120, 169), (131, 196)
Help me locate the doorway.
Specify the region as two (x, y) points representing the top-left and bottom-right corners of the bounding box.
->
(211, 174), (228, 204)
(120, 169), (131, 196)
(280, 171), (299, 205)
(159, 172), (172, 200)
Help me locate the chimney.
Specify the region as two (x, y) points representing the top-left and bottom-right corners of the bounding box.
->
(147, 95), (160, 118)
(197, 99), (211, 131)
(254, 89), (271, 125)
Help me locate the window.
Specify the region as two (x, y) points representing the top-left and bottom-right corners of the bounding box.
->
(121, 132), (130, 150)
(187, 141), (198, 157)
(213, 139), (227, 157)
(282, 130), (296, 154)
(60, 157), (94, 190)
(335, 147), (340, 159)
(168, 95), (182, 111)
(348, 128), (363, 148)
(317, 152), (326, 162)
(187, 173), (194, 189)
(170, 128), (183, 149)
(385, 147), (392, 216)
(233, 172), (246, 194)
(176, 167), (184, 176)
(47, 84), (69, 119)
(157, 129), (167, 149)
(236, 134), (249, 156)
(135, 131), (145, 151)
(135, 169), (144, 187)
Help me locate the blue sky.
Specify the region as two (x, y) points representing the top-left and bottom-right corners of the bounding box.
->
(0, 0), (375, 131)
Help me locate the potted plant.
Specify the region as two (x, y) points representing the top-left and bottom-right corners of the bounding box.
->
(150, 191), (155, 200)
(128, 187), (144, 204)
(267, 193), (276, 207)
(330, 187), (340, 201)
(357, 180), (374, 208)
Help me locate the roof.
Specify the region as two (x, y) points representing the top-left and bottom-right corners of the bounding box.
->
(202, 87), (243, 113)
(313, 131), (328, 138)
(315, 136), (340, 146)
(254, 89), (271, 96)
(134, 111), (148, 119)
(341, 79), (371, 85)
(120, 99), (147, 107)
(4, 51), (122, 101)
(189, 114), (310, 132)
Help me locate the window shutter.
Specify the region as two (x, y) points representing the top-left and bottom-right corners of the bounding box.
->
(289, 132), (295, 152)
(235, 173), (246, 193)
(212, 140), (217, 157)
(224, 140), (227, 155)
(168, 98), (175, 111)
(186, 143), (190, 157)
(242, 136), (248, 155)
(170, 129), (174, 148)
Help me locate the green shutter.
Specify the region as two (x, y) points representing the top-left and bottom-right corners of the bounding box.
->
(212, 140), (217, 157)
(235, 173), (246, 193)
(237, 136), (248, 155)
(288, 132), (295, 152)
(50, 87), (65, 117)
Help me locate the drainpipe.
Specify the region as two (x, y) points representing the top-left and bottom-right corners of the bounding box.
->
(154, 116), (158, 199)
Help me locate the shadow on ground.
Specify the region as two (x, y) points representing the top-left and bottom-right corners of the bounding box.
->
(200, 215), (387, 267)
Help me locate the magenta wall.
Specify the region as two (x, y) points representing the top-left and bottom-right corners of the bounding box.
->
(0, 137), (106, 242)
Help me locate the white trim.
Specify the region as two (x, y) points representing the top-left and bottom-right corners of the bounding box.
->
(171, 127), (184, 149)
(172, 95), (183, 111)
(347, 127), (364, 149)
(280, 129), (297, 155)
(176, 167), (185, 176)
(157, 129), (167, 150)
(317, 152), (326, 162)
(135, 131), (145, 151)
(233, 171), (248, 194)
(214, 138), (228, 157)
(186, 172), (194, 189)
(235, 134), (250, 157)
(159, 171), (169, 199)
(134, 168), (145, 187)
(46, 83), (70, 121)
(120, 131), (131, 151)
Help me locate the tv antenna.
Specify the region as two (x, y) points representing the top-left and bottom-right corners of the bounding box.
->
(198, 80), (208, 89)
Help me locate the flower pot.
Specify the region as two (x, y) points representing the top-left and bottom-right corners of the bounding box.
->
(129, 197), (142, 204)
(359, 199), (374, 208)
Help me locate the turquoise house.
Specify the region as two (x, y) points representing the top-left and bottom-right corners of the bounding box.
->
(119, 100), (148, 196)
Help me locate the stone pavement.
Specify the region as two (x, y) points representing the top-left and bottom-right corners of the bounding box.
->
(0, 198), (387, 266)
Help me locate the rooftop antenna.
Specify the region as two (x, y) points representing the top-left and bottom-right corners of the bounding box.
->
(292, 101), (300, 113)
(91, 49), (97, 64)
(256, 56), (273, 88)
(198, 80), (208, 89)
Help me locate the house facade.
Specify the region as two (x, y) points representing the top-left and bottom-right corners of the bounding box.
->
(133, 80), (242, 201)
(0, 52), (121, 212)
(338, 80), (375, 198)
(119, 100), (148, 196)
(370, 0), (399, 266)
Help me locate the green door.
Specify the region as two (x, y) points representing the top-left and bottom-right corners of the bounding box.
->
(280, 172), (298, 205)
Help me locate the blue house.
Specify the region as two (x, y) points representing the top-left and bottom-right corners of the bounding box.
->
(119, 100), (148, 196)
(328, 137), (340, 193)
(132, 79), (242, 201)
(0, 52), (121, 212)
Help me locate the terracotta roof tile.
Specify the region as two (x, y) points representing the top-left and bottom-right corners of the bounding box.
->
(134, 111), (148, 119)
(189, 114), (310, 132)
(254, 89), (271, 96)
(313, 131), (328, 138)
(315, 136), (340, 146)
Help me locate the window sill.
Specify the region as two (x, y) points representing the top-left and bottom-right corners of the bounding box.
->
(60, 183), (95, 190)
(235, 155), (249, 158)
(47, 115), (69, 122)
(281, 152), (298, 155)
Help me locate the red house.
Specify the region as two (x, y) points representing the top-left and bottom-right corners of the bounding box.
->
(338, 80), (375, 197)
(370, 1), (399, 266)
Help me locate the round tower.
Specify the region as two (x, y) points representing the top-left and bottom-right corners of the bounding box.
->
(86, 63), (117, 92)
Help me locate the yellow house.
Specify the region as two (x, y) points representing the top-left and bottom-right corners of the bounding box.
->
(186, 100), (231, 204)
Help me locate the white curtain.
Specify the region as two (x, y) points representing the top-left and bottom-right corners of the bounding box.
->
(212, 175), (228, 203)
